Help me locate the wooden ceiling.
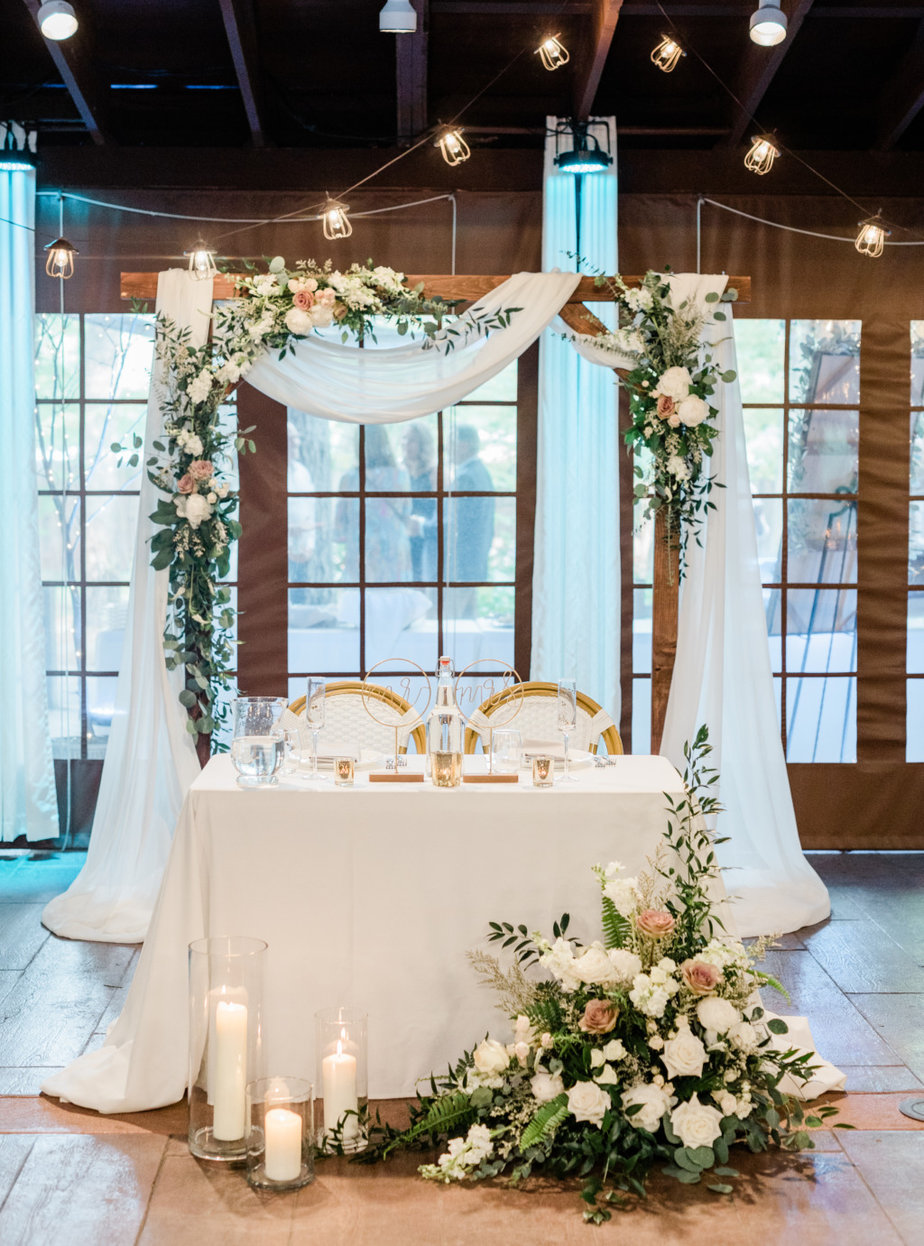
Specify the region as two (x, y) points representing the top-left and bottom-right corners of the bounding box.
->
(5, 1), (924, 175)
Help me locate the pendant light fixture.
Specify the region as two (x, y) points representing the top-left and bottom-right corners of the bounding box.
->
(536, 34), (569, 71)
(435, 127), (470, 167)
(186, 242), (217, 280)
(749, 0), (787, 46)
(378, 0), (417, 34)
(37, 1), (79, 40)
(650, 34), (685, 73)
(322, 197), (352, 241)
(554, 121), (613, 175)
(44, 236), (78, 279)
(744, 133), (781, 175)
(855, 215), (889, 259)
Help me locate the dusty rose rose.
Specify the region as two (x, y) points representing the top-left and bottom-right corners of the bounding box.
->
(293, 289), (315, 310)
(188, 459), (214, 481)
(636, 909), (676, 939)
(680, 959), (723, 995)
(578, 999), (619, 1035)
(656, 394), (675, 418)
(177, 473), (195, 494)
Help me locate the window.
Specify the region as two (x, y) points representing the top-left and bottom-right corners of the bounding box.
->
(908, 323), (924, 760)
(738, 319), (859, 762)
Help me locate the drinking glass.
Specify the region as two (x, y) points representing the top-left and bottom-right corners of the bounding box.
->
(305, 678), (327, 780)
(230, 697), (286, 787)
(557, 679), (578, 783)
(491, 728), (523, 775)
(275, 726), (301, 775)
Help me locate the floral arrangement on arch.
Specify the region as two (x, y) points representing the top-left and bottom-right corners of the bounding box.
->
(588, 270), (738, 566)
(358, 728), (841, 1222)
(142, 258), (506, 745)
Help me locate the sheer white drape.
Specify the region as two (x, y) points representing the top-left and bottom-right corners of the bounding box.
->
(0, 161), (57, 842)
(531, 120), (620, 721)
(42, 271), (209, 941)
(659, 274), (830, 937)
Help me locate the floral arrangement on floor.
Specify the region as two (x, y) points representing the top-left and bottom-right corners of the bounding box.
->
(358, 728), (841, 1222)
(584, 270), (738, 567)
(138, 258), (514, 747)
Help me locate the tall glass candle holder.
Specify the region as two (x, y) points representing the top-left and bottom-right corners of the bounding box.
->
(188, 936), (267, 1162)
(246, 1077), (316, 1191)
(315, 1007), (368, 1153)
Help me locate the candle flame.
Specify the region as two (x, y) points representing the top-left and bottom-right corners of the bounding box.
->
(336, 1039), (343, 1057)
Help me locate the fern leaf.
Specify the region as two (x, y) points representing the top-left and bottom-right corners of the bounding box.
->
(600, 895), (631, 949)
(382, 1091), (475, 1158)
(520, 1094), (568, 1151)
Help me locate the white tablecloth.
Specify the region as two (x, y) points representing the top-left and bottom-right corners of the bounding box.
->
(43, 755), (708, 1113)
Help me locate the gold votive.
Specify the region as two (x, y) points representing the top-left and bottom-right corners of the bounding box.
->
(532, 756), (554, 787)
(431, 750), (462, 788)
(334, 757), (354, 786)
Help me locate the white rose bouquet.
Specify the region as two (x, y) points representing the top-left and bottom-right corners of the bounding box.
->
(360, 728), (841, 1223)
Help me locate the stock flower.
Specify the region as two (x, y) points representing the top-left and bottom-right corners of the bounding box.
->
(670, 1095), (724, 1149)
(530, 1070), (565, 1103)
(188, 371), (213, 405)
(681, 959), (723, 996)
(579, 999), (619, 1034)
(621, 1082), (671, 1133)
(637, 909), (675, 939)
(540, 937), (582, 991)
(604, 876), (642, 917)
(661, 1028), (708, 1080)
(666, 455), (691, 480)
(188, 459), (214, 481)
(606, 948), (642, 987)
(728, 1021), (761, 1054)
(567, 1080), (611, 1127)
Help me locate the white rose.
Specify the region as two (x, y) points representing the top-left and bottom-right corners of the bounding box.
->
(696, 997), (741, 1034)
(648, 1035), (664, 1051)
(285, 306), (313, 336)
(621, 1082), (671, 1133)
(595, 1064), (621, 1086)
(728, 1021), (760, 1053)
(602, 1038), (627, 1062)
(207, 491), (217, 504)
(712, 1090), (737, 1117)
(512, 1041), (530, 1067)
(530, 1071), (565, 1103)
(678, 394), (708, 427)
(185, 433), (203, 457)
(656, 366), (693, 400)
(661, 1030), (708, 1080)
(513, 1014), (535, 1045)
(573, 942), (622, 987)
(473, 1038), (510, 1077)
(590, 1048), (606, 1069)
(670, 1095), (724, 1149)
(606, 949), (642, 986)
(540, 1032), (554, 1050)
(567, 1080), (611, 1128)
(174, 493), (213, 529)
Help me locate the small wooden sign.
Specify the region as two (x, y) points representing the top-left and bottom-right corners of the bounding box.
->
(368, 772), (425, 783)
(463, 773), (519, 784)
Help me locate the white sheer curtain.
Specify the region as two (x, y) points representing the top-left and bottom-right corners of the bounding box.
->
(659, 274), (830, 937)
(42, 271), (209, 941)
(531, 118), (621, 722)
(0, 158), (57, 842)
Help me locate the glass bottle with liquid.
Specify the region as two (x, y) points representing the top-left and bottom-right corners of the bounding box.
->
(428, 656), (463, 787)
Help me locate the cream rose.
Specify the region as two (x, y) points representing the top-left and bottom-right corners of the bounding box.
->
(728, 1021), (761, 1054)
(712, 1089), (737, 1117)
(530, 1071), (565, 1103)
(567, 1080), (611, 1128)
(656, 366), (692, 400)
(670, 1095), (724, 1149)
(621, 1082), (671, 1133)
(696, 997), (741, 1033)
(678, 394), (708, 426)
(661, 1029), (707, 1080)
(174, 493), (212, 529)
(473, 1038), (509, 1077)
(573, 943), (622, 987)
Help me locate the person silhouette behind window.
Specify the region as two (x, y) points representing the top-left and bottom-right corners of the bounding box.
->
(401, 423), (437, 582)
(448, 423), (494, 618)
(335, 425), (411, 582)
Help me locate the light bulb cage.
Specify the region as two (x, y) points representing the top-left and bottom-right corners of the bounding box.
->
(744, 133), (781, 176)
(855, 216), (890, 259)
(435, 127), (471, 167)
(749, 0), (787, 46)
(322, 198), (352, 241)
(44, 235), (78, 279)
(378, 0), (417, 34)
(536, 34), (569, 72)
(650, 34), (685, 73)
(38, 1), (79, 41)
(185, 243), (218, 280)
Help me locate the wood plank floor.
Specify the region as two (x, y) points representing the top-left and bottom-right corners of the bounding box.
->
(0, 851), (922, 1245)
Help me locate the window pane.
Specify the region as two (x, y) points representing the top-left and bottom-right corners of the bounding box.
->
(35, 402), (80, 492)
(34, 314), (80, 401)
(911, 410), (924, 495)
(43, 584), (79, 671)
(786, 676), (856, 762)
(789, 320), (861, 404)
(788, 499), (857, 583)
(288, 587), (360, 673)
(633, 587), (652, 675)
(909, 593), (924, 674)
(734, 319), (785, 404)
(445, 407), (516, 492)
(46, 675), (81, 758)
(911, 322), (924, 407)
(786, 589), (857, 673)
(743, 407), (783, 493)
(910, 502), (924, 585)
(288, 409), (359, 493)
(463, 363), (517, 403)
(84, 313), (154, 400)
(364, 497), (413, 582)
(632, 679), (651, 754)
(85, 494), (140, 582)
(634, 499), (654, 584)
(443, 496), (513, 583)
(363, 587), (436, 670)
(908, 680), (924, 762)
(753, 498), (782, 583)
(87, 675), (118, 757)
(216, 400), (240, 492)
(444, 587), (515, 668)
(84, 403), (146, 490)
(763, 588), (782, 670)
(788, 408), (858, 494)
(85, 585), (130, 672)
(38, 494), (80, 582)
(289, 497), (355, 582)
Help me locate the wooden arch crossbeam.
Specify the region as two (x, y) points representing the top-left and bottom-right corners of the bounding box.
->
(121, 269), (751, 754)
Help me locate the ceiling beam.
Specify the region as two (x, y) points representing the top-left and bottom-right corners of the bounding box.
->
(721, 0), (815, 149)
(218, 0), (266, 148)
(21, 0), (110, 145)
(396, 0), (429, 144)
(573, 0), (624, 119)
(875, 17), (924, 150)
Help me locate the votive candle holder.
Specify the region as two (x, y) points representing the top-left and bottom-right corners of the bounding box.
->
(245, 1076), (316, 1191)
(334, 757), (355, 786)
(532, 756), (554, 787)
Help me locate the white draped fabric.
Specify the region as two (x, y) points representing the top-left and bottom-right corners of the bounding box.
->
(0, 160), (57, 842)
(657, 274), (830, 937)
(531, 119), (621, 720)
(42, 271), (209, 941)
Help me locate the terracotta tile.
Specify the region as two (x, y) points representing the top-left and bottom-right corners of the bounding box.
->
(0, 1132), (165, 1246)
(837, 1129), (924, 1244)
(811, 1092), (924, 1132)
(0, 1095), (183, 1136)
(139, 1153), (294, 1245)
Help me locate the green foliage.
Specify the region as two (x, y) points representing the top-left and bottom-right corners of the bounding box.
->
(520, 1094), (569, 1150)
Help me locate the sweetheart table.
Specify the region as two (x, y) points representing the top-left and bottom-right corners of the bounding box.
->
(43, 754), (696, 1114)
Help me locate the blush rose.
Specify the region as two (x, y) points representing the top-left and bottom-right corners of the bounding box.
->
(637, 909), (676, 939)
(579, 999), (619, 1034)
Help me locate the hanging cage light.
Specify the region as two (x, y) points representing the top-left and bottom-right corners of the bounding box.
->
(536, 34), (569, 71)
(185, 242), (218, 280)
(855, 215), (889, 259)
(650, 34), (685, 73)
(435, 127), (470, 167)
(322, 197), (352, 241)
(744, 133), (781, 175)
(44, 236), (78, 279)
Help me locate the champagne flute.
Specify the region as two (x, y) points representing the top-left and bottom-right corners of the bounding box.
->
(557, 679), (578, 783)
(305, 678), (327, 780)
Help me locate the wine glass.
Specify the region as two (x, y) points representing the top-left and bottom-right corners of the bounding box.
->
(305, 678), (327, 780)
(557, 679), (578, 783)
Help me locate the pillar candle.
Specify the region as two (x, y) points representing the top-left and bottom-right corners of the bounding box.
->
(264, 1107), (302, 1182)
(322, 1042), (358, 1140)
(212, 1000), (247, 1141)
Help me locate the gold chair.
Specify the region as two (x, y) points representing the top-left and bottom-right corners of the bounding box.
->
(289, 680), (427, 755)
(463, 681), (623, 756)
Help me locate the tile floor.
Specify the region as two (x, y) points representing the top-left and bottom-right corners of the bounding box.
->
(0, 850), (922, 1244)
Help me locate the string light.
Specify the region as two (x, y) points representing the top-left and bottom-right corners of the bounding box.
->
(650, 34), (685, 73)
(435, 127), (470, 167)
(322, 197), (352, 241)
(185, 241), (217, 280)
(44, 236), (78, 279)
(744, 133), (781, 175)
(855, 215), (889, 259)
(536, 34), (569, 71)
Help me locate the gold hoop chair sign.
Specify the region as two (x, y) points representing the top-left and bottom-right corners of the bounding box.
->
(453, 660), (523, 783)
(362, 660), (431, 783)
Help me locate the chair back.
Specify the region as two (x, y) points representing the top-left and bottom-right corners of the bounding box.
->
(463, 681), (622, 756)
(289, 681), (427, 755)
